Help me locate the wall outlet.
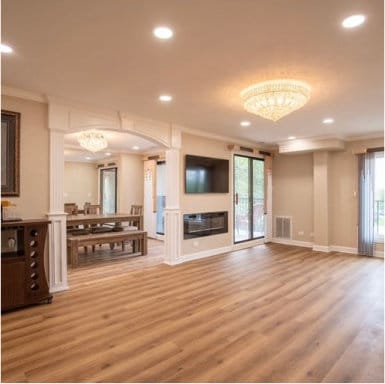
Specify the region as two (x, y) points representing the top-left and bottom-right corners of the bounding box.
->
(298, 231), (304, 236)
(193, 240), (199, 248)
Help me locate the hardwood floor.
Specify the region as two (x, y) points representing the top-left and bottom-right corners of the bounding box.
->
(2, 243), (383, 383)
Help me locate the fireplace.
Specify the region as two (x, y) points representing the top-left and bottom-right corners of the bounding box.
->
(183, 211), (228, 239)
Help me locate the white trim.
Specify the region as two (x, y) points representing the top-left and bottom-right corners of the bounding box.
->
(172, 245), (233, 265)
(49, 283), (69, 293)
(174, 123), (271, 149)
(2, 85), (47, 103)
(312, 245), (331, 252)
(329, 246), (358, 254)
(271, 238), (313, 248)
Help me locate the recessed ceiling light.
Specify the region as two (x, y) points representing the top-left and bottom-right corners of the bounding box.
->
(105, 152), (111, 156)
(159, 94), (172, 102)
(132, 146), (140, 150)
(342, 14), (366, 29)
(240, 121), (251, 127)
(323, 118), (334, 124)
(85, 156), (92, 160)
(0, 44), (13, 53)
(153, 26), (173, 39)
(288, 136), (296, 140)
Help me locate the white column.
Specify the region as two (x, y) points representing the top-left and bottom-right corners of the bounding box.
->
(313, 151), (330, 252)
(47, 130), (68, 292)
(164, 129), (182, 265)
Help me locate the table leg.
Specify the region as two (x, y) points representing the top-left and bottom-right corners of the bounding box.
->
(71, 242), (79, 268)
(142, 235), (147, 255)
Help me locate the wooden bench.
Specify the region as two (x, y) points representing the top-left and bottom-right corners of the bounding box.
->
(67, 230), (147, 268)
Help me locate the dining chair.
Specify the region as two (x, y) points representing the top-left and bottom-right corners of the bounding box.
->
(84, 203), (101, 215)
(64, 203), (78, 215)
(112, 204), (143, 251)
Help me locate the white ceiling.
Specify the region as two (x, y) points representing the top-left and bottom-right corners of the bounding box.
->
(64, 130), (157, 161)
(2, 0), (384, 144)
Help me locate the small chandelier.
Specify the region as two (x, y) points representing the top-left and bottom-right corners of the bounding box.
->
(78, 130), (108, 152)
(240, 79), (311, 122)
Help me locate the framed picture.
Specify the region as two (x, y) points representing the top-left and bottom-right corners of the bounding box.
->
(1, 110), (20, 196)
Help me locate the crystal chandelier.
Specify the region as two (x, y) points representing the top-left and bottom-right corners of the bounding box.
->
(240, 79), (311, 122)
(78, 130), (108, 152)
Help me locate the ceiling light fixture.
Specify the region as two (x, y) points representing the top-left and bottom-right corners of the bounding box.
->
(240, 121), (251, 127)
(0, 44), (13, 53)
(78, 130), (108, 152)
(323, 118), (334, 124)
(342, 14), (366, 28)
(288, 136), (296, 140)
(132, 146), (140, 150)
(153, 26), (173, 39)
(240, 79), (311, 122)
(159, 94), (172, 102)
(105, 152), (112, 156)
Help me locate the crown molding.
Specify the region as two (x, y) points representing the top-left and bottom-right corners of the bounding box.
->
(344, 133), (384, 142)
(2, 85), (47, 103)
(173, 123), (276, 151)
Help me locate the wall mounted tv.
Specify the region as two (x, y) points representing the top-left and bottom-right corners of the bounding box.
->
(185, 155), (229, 193)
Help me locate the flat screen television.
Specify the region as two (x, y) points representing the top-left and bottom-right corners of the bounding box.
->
(185, 155), (229, 193)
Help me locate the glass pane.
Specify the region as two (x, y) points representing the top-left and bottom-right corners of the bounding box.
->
(253, 159), (264, 238)
(156, 162), (166, 234)
(101, 168), (116, 214)
(234, 156), (251, 242)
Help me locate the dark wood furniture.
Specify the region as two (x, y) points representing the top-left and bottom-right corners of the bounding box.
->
(67, 213), (143, 230)
(1, 219), (52, 311)
(67, 230), (148, 268)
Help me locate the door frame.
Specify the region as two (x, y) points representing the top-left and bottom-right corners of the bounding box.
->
(100, 167), (118, 214)
(233, 154), (265, 244)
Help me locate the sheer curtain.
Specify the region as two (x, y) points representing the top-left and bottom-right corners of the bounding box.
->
(358, 152), (375, 256)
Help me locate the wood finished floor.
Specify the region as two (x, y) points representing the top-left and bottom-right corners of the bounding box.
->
(1, 243), (384, 383)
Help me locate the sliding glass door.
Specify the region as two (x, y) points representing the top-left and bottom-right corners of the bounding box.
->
(234, 155), (264, 243)
(100, 167), (117, 214)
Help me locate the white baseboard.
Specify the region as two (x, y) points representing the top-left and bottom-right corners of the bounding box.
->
(49, 283), (69, 293)
(271, 238), (313, 248)
(166, 240), (383, 266)
(177, 245), (233, 264)
(330, 246), (358, 254)
(312, 245), (331, 252)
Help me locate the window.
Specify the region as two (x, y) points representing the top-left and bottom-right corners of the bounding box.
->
(374, 152), (384, 240)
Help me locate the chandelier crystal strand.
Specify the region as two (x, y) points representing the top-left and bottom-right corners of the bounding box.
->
(78, 130), (108, 152)
(240, 79), (311, 122)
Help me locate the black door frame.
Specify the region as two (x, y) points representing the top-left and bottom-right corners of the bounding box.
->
(233, 154), (265, 244)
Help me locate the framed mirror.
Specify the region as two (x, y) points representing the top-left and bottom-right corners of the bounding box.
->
(1, 110), (20, 196)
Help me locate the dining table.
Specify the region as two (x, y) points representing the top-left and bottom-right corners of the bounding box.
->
(66, 213), (143, 230)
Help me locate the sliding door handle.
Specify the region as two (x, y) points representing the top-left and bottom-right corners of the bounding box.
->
(235, 193), (239, 205)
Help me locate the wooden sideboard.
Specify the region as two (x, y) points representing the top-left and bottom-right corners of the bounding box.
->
(1, 219), (52, 311)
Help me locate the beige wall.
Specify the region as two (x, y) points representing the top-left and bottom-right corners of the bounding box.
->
(329, 138), (384, 248)
(1, 95), (49, 219)
(64, 161), (98, 207)
(181, 133), (233, 255)
(272, 153), (314, 243)
(118, 154), (144, 212)
(273, 137), (384, 249)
